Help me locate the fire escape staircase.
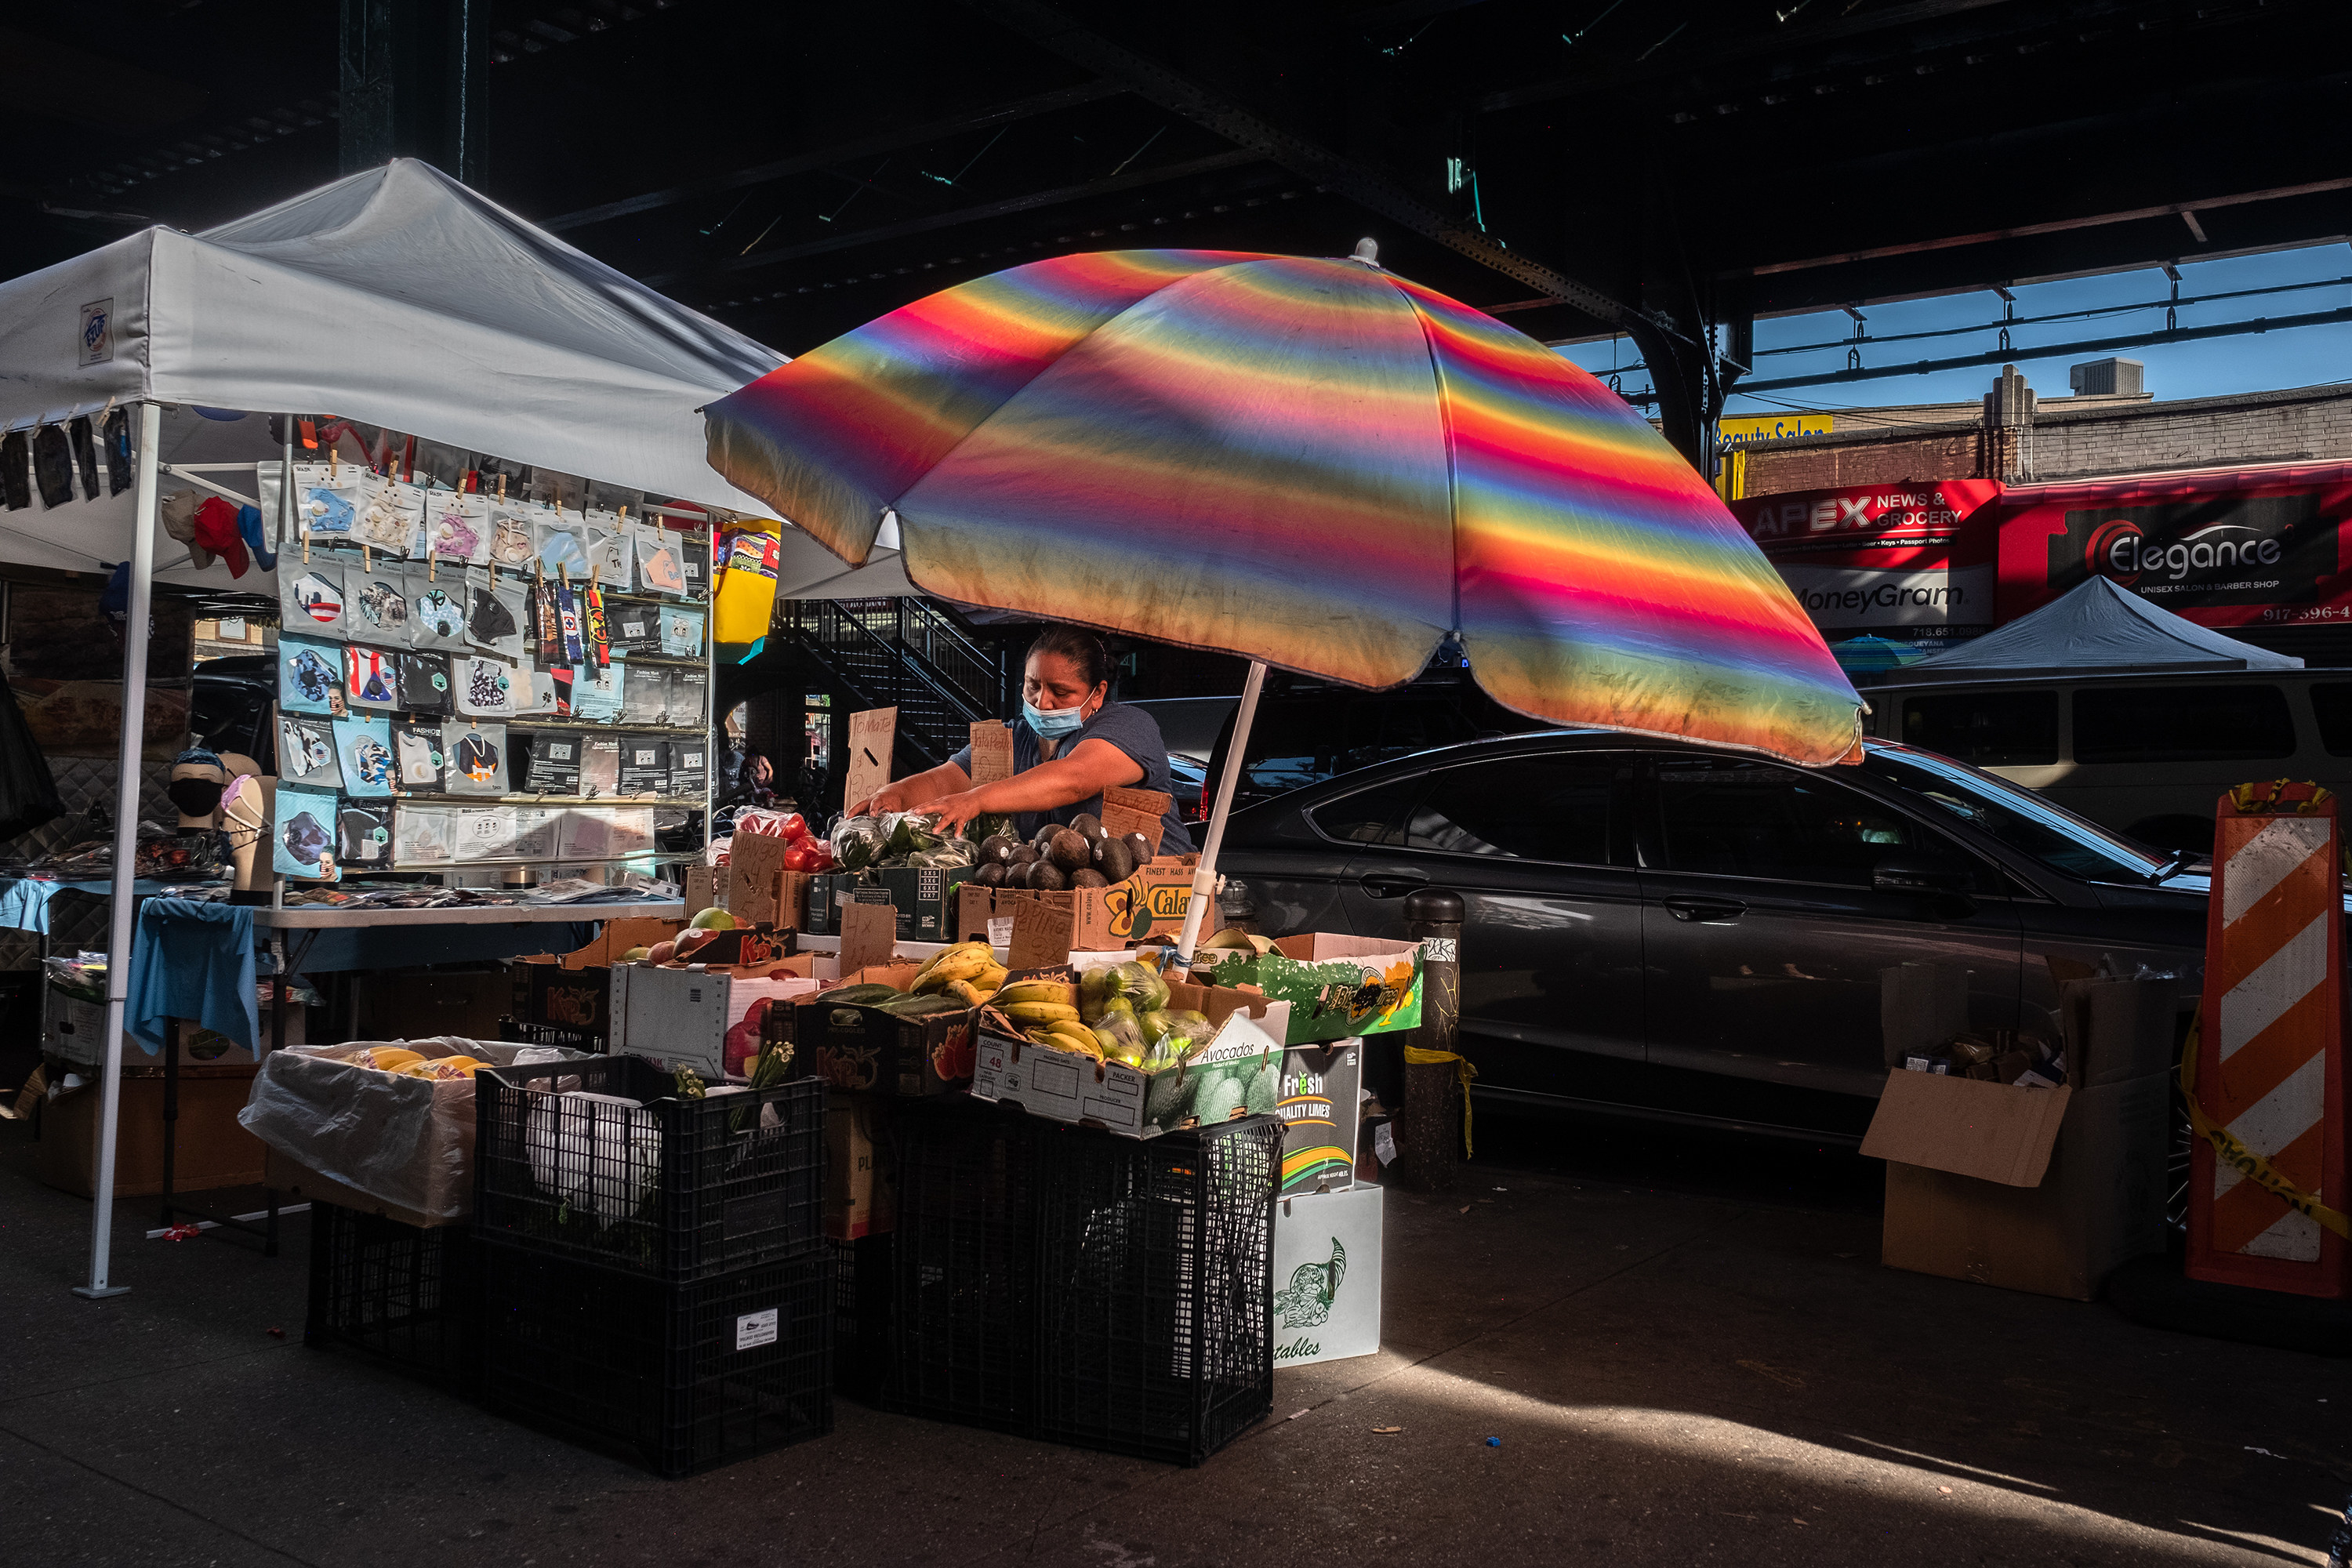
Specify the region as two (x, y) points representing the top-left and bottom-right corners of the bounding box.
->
(775, 598), (1015, 776)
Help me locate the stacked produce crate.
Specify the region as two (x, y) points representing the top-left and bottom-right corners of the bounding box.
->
(470, 1054), (832, 1476)
(307, 1201), (480, 1388)
(884, 1094), (1282, 1465)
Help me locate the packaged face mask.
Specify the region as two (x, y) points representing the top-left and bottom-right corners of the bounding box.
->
(332, 715), (396, 797)
(511, 804), (560, 859)
(570, 659), (624, 724)
(668, 740), (709, 799)
(454, 805), (521, 862)
(294, 466), (360, 539)
(426, 492), (489, 566)
(465, 576), (526, 659)
(618, 736), (670, 796)
(394, 720), (446, 791)
(278, 714), (342, 787)
(338, 803), (392, 866)
(453, 654), (515, 718)
(577, 734), (622, 797)
(443, 721), (509, 795)
(666, 668), (709, 730)
(586, 514), (634, 591)
(278, 637), (343, 715)
(68, 416), (99, 501)
(620, 662), (669, 726)
(534, 514), (589, 579)
(486, 504), (537, 568)
(352, 475), (419, 554)
(33, 424), (76, 506)
(558, 807), (616, 860)
(521, 731), (581, 794)
(281, 562), (348, 637)
(513, 658), (558, 717)
(397, 651), (452, 714)
(343, 645), (398, 711)
(659, 606), (706, 659)
(273, 783), (341, 879)
(630, 522), (685, 595)
(347, 565), (411, 640)
(393, 803), (456, 866)
(408, 579), (467, 648)
(1, 430), (29, 510)
(605, 601), (660, 656)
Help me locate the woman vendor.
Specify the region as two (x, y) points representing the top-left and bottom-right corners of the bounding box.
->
(849, 628), (1194, 852)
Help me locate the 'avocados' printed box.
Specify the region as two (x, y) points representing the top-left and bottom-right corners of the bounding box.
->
(1198, 934), (1425, 1045)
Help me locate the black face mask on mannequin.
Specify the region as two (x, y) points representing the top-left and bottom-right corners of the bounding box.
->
(168, 777), (227, 818)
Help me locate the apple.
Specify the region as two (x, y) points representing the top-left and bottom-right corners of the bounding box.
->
(648, 940), (677, 964)
(723, 1000), (771, 1077)
(689, 908), (738, 931)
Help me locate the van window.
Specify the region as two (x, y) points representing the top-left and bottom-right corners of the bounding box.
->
(2310, 684), (2352, 757)
(1900, 691), (2059, 766)
(2072, 684), (2296, 764)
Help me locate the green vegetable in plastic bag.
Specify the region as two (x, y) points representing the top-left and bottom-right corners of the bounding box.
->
(829, 814), (887, 872)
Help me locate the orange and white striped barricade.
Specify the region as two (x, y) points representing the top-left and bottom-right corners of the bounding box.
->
(2187, 781), (2352, 1296)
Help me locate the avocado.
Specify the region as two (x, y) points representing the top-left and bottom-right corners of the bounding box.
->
(1123, 831), (1152, 866)
(1070, 869), (1108, 889)
(975, 862), (1007, 887)
(978, 833), (1017, 865)
(1069, 812), (1106, 845)
(1093, 837), (1134, 882)
(1008, 842), (1040, 866)
(1030, 860), (1068, 892)
(1049, 829), (1092, 873)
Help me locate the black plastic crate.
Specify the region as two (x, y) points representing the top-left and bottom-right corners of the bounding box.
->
(497, 1016), (601, 1054)
(1032, 1114), (1283, 1465)
(885, 1095), (1039, 1432)
(474, 1054), (825, 1283)
(306, 1202), (481, 1388)
(829, 1232), (894, 1403)
(478, 1243), (832, 1478)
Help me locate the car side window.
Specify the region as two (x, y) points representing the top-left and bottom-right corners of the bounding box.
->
(1308, 777), (1424, 847)
(1655, 758), (1989, 889)
(1397, 756), (1623, 864)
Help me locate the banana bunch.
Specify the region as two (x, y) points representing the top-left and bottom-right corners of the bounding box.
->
(909, 942), (1008, 1008)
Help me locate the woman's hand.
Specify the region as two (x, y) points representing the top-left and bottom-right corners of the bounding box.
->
(847, 781), (914, 818)
(926, 789), (990, 837)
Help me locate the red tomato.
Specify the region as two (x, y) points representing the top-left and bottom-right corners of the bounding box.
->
(777, 812), (809, 842)
(782, 842), (821, 873)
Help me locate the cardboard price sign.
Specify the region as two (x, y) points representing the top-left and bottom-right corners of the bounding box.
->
(837, 897), (898, 977)
(844, 707), (897, 811)
(1102, 785), (1172, 855)
(967, 720), (1014, 786)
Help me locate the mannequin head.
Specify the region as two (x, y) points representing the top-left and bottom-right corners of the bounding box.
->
(167, 747), (228, 829)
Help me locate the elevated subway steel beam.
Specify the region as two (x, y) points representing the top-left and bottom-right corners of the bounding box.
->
(642, 148), (1264, 290)
(539, 81), (1130, 232)
(969, 0), (1650, 335)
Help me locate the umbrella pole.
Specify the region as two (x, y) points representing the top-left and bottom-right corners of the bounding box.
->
(1174, 659), (1266, 968)
(76, 401), (160, 1301)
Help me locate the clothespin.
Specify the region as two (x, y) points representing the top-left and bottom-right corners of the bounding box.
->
(498, 474), (507, 502)
(362, 542), (372, 574)
(329, 445), (338, 482)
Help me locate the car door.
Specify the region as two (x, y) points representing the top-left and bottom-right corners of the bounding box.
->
(1639, 753), (2024, 1098)
(1332, 750), (1647, 1086)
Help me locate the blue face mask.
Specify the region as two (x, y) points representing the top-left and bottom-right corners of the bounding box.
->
(1023, 697), (1088, 739)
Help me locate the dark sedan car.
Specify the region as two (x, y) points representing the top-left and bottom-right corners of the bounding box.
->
(1217, 732), (2211, 1138)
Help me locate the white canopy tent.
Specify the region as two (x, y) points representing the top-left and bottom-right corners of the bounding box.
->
(0, 157), (877, 1299)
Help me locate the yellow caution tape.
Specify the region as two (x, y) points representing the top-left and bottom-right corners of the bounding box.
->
(1403, 1044), (1479, 1158)
(2179, 1010), (2352, 1242)
(2227, 779), (2335, 814)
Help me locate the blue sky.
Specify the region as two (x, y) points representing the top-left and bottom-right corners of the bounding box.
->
(1555, 241), (2352, 415)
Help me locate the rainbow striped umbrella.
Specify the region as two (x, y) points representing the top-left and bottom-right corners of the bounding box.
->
(705, 248), (1860, 951)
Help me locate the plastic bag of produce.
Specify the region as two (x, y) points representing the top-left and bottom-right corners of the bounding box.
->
(830, 813), (888, 871)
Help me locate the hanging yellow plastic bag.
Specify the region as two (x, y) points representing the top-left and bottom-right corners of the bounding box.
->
(712, 518), (784, 644)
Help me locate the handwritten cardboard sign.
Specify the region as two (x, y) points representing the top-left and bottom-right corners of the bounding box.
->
(1102, 785), (1173, 855)
(967, 720), (1014, 786)
(1008, 895), (1074, 971)
(838, 897), (898, 977)
(844, 706), (897, 812)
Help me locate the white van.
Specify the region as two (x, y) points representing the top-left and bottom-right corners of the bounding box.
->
(1864, 669), (2352, 853)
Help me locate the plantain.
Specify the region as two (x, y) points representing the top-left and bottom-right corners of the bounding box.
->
(913, 949), (992, 993)
(1002, 1000), (1081, 1026)
(996, 979), (1077, 1008)
(907, 940), (990, 990)
(973, 964), (1008, 993)
(947, 978), (991, 1008)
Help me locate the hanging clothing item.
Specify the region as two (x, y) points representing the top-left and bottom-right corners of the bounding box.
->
(67, 416), (99, 499)
(192, 495), (251, 577)
(0, 666), (63, 840)
(102, 408), (132, 496)
(0, 430), (29, 511)
(32, 424), (76, 506)
(127, 898), (258, 1053)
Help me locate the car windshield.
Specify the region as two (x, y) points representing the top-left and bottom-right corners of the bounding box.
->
(1858, 743), (2170, 884)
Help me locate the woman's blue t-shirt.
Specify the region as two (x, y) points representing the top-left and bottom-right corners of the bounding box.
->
(950, 701), (1194, 853)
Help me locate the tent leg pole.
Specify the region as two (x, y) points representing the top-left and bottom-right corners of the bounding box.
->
(1174, 659), (1266, 970)
(75, 401), (160, 1302)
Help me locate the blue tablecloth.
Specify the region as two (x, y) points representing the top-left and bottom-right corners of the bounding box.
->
(0, 878), (191, 935)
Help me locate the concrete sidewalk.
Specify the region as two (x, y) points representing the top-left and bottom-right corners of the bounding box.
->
(2, 1114), (2345, 1567)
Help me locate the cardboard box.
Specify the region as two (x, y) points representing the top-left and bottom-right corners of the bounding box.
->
(955, 855), (1197, 953)
(43, 984), (109, 1068)
(2055, 973), (2179, 1087)
(36, 1065), (267, 1199)
(806, 867), (953, 942)
(1196, 933), (1425, 1044)
(969, 964), (1292, 1138)
(799, 960), (978, 1097)
(1272, 1038), (1363, 1195)
(1272, 1184), (1384, 1366)
(517, 916), (688, 1039)
(263, 1143), (441, 1230)
(612, 958), (821, 1078)
(1861, 1069), (2170, 1300)
(825, 1092), (896, 1240)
